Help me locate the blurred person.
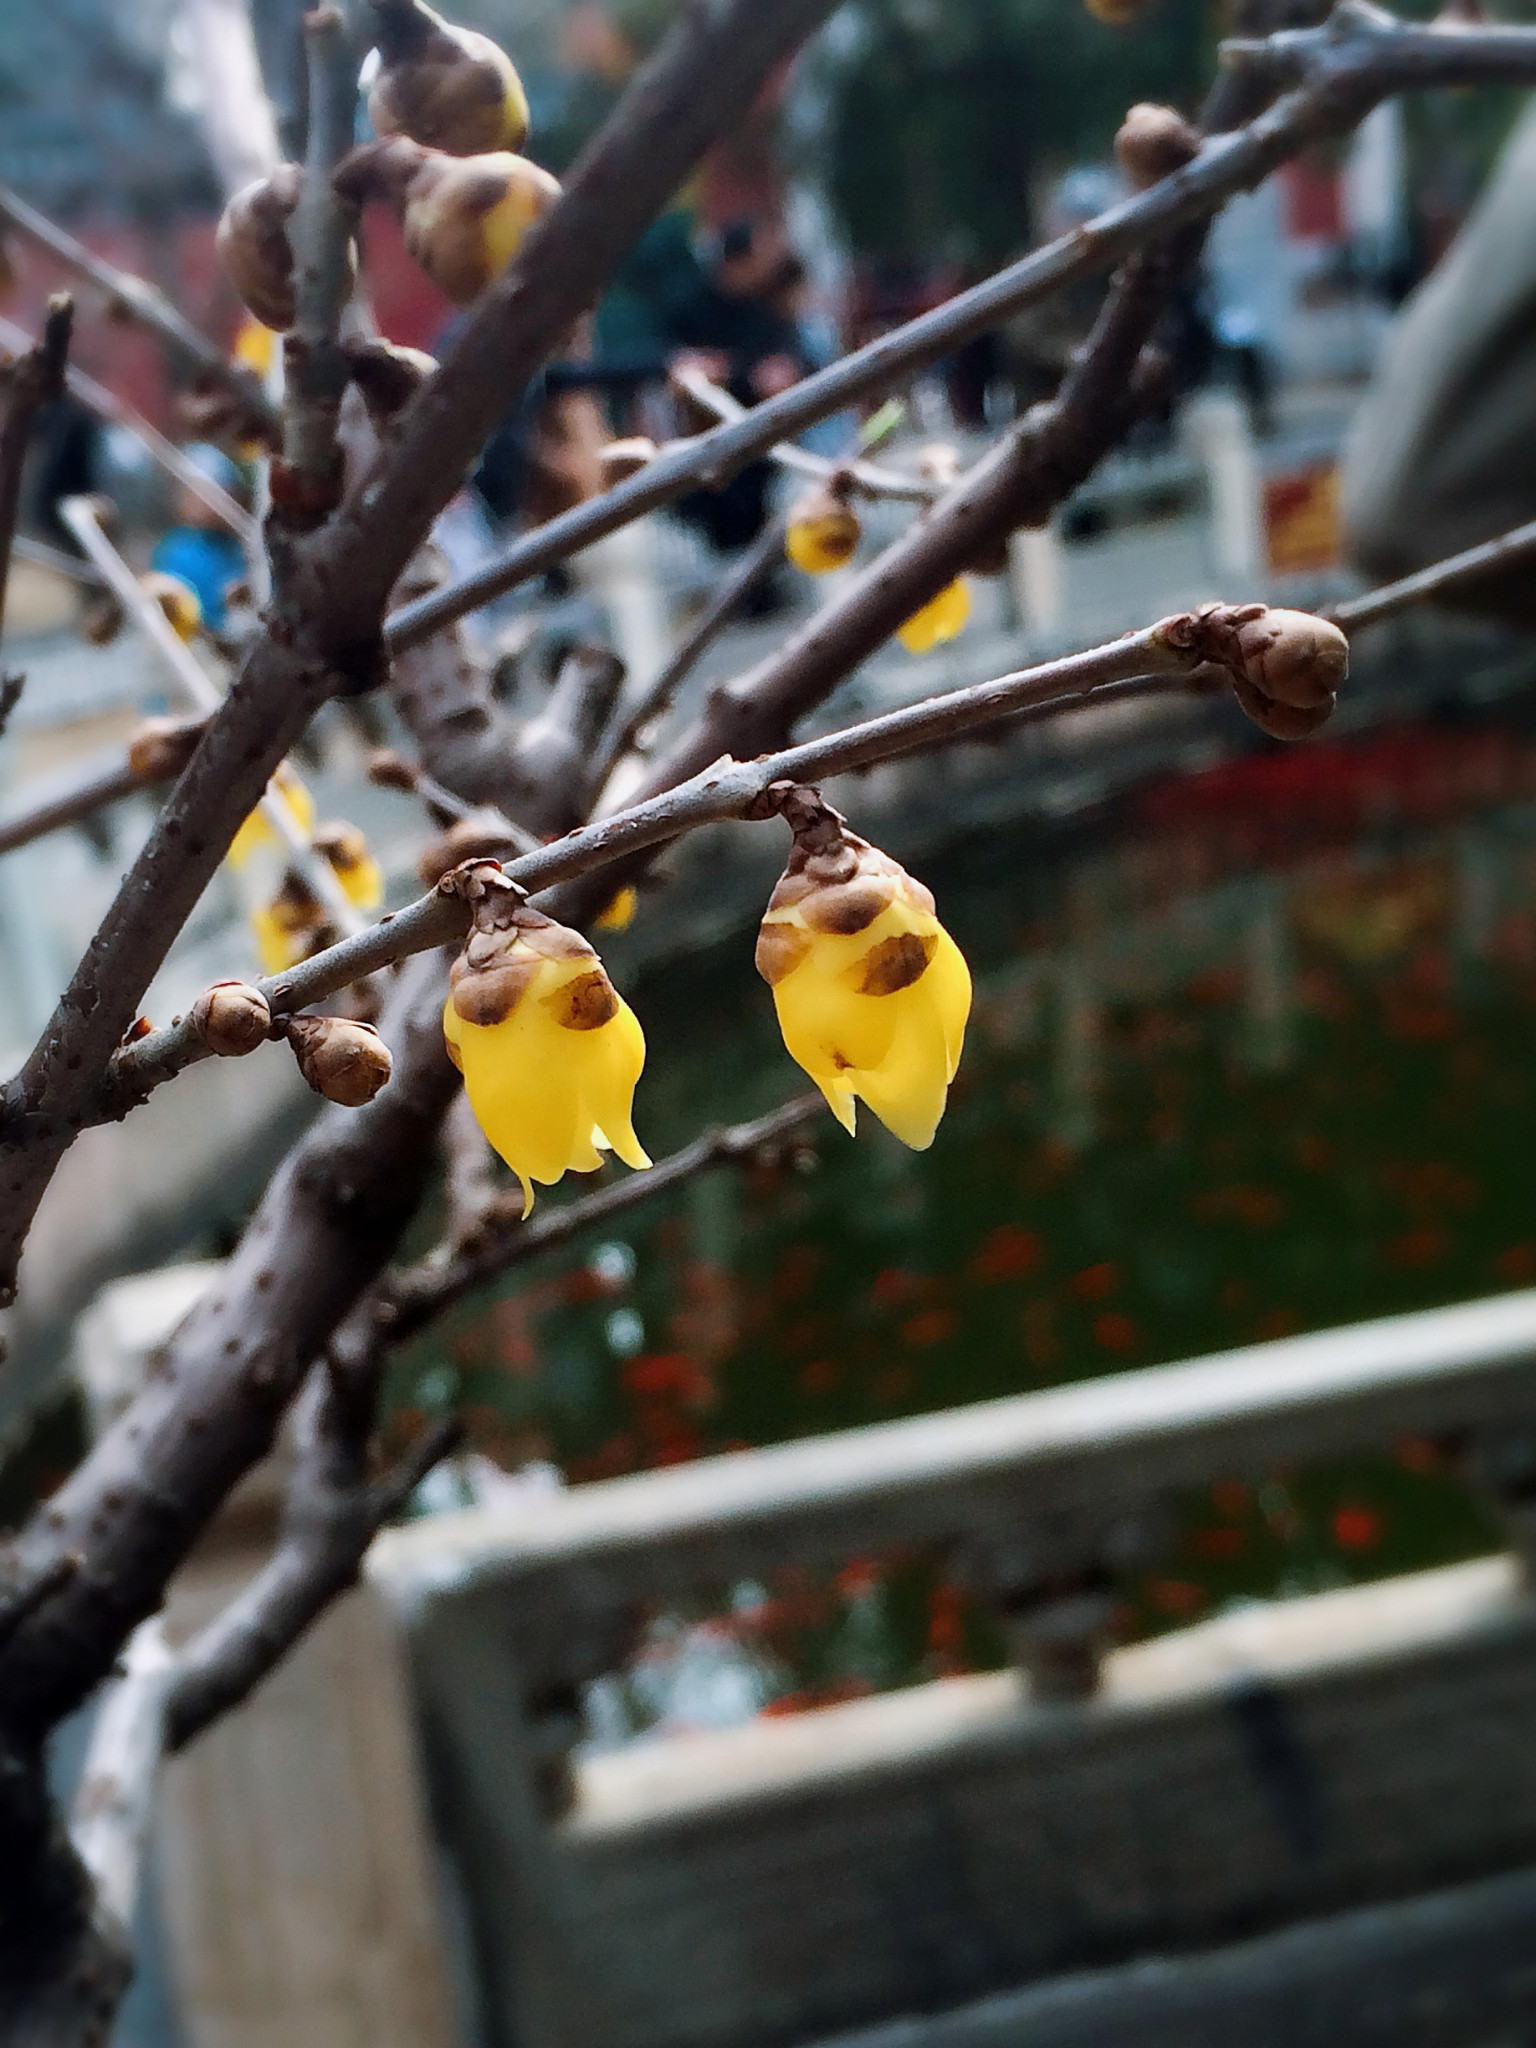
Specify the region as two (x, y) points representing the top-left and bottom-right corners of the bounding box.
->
(1342, 106), (1536, 624)
(150, 444), (250, 633)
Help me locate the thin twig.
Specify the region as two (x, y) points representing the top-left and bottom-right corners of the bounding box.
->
(0, 314), (256, 544)
(670, 364), (934, 503)
(382, 1093), (826, 1345)
(281, 3), (360, 493)
(0, 184), (277, 439)
(100, 610), (1228, 1125)
(590, 512), (787, 788)
(1332, 514), (1536, 632)
(0, 297), (72, 656)
(10, 534), (102, 585)
(384, 7), (1536, 655)
(58, 496), (363, 936)
(0, 759), (156, 858)
(69, 1620), (174, 1932)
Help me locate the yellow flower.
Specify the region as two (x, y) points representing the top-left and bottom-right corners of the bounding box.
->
(785, 483), (860, 575)
(594, 884), (638, 932)
(756, 793), (971, 1149)
(897, 576), (971, 654)
(444, 895), (650, 1215)
(250, 883), (326, 974)
(314, 822), (383, 911)
(229, 762), (315, 870)
(140, 572), (202, 644)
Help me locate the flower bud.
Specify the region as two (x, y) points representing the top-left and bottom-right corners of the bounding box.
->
(418, 811), (525, 886)
(756, 787), (971, 1150)
(785, 480), (861, 575)
(140, 571), (201, 643)
(368, 0), (530, 156)
(284, 1015), (393, 1106)
(441, 867), (649, 1214)
(335, 137), (559, 306)
(598, 436), (658, 488)
(216, 165), (304, 330)
(313, 820), (384, 910)
(191, 980), (272, 1057)
(127, 715), (206, 783)
(897, 576), (971, 655)
(340, 336), (437, 427)
(79, 590), (125, 646)
(1115, 104), (1201, 190)
(1156, 601), (1347, 741)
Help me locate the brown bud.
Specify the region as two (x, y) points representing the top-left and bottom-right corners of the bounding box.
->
(215, 165), (303, 330)
(79, 590), (126, 646)
(191, 980), (272, 1057)
(340, 336), (437, 426)
(127, 715), (206, 783)
(334, 138), (559, 306)
(283, 1015), (392, 1106)
(419, 811), (525, 886)
(369, 0), (530, 157)
(1115, 104), (1201, 190)
(366, 747), (420, 793)
(599, 437), (658, 487)
(1157, 602), (1348, 742)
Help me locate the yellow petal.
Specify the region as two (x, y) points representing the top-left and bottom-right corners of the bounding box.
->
(897, 577), (971, 655)
(336, 853), (383, 910)
(594, 885), (638, 932)
(924, 926), (973, 1079)
(851, 984), (954, 1149)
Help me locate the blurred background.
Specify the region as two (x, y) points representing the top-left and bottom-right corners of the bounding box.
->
(9, 1), (1536, 2043)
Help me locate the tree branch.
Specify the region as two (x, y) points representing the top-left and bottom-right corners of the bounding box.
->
(0, 297), (72, 660)
(379, 1092), (826, 1349)
(0, 313), (256, 545)
(669, 364), (934, 503)
(1331, 513), (1536, 632)
(69, 1621), (174, 1933)
(384, 6), (1536, 655)
(0, 185), (276, 440)
(0, 952), (462, 1736)
(163, 1381), (458, 1754)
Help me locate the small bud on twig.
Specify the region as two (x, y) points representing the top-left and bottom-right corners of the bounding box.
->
(281, 1015), (393, 1106)
(419, 812), (527, 886)
(126, 716), (207, 783)
(1155, 602), (1348, 740)
(191, 981), (272, 1058)
(598, 437), (658, 487)
(216, 165), (304, 331)
(1115, 104), (1201, 190)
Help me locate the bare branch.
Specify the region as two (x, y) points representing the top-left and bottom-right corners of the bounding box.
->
(1332, 514), (1536, 632)
(381, 1093), (827, 1347)
(69, 1621), (174, 1932)
(591, 511), (788, 789)
(96, 606), (1263, 1128)
(0, 313), (256, 544)
(385, 7), (1536, 654)
(59, 496), (364, 938)
(0, 757), (166, 859)
(0, 185), (276, 439)
(0, 297), (72, 657)
(163, 1378), (458, 1753)
(317, 0), (844, 645)
(280, 4), (362, 496)
(669, 364), (934, 504)
(0, 953), (462, 1735)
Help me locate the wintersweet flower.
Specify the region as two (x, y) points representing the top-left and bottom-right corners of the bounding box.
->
(755, 789), (971, 1149)
(443, 870), (650, 1215)
(897, 577), (971, 654)
(228, 762), (315, 869)
(785, 480), (861, 575)
(314, 822), (384, 911)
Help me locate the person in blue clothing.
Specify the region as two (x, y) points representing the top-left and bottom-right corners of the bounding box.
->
(150, 445), (249, 633)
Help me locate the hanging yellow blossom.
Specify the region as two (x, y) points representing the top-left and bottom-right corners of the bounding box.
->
(229, 762), (316, 870)
(140, 572), (202, 644)
(251, 878), (327, 975)
(785, 481), (861, 575)
(313, 822), (384, 912)
(897, 576), (971, 655)
(443, 871), (650, 1216)
(755, 788), (971, 1149)
(594, 884), (638, 932)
